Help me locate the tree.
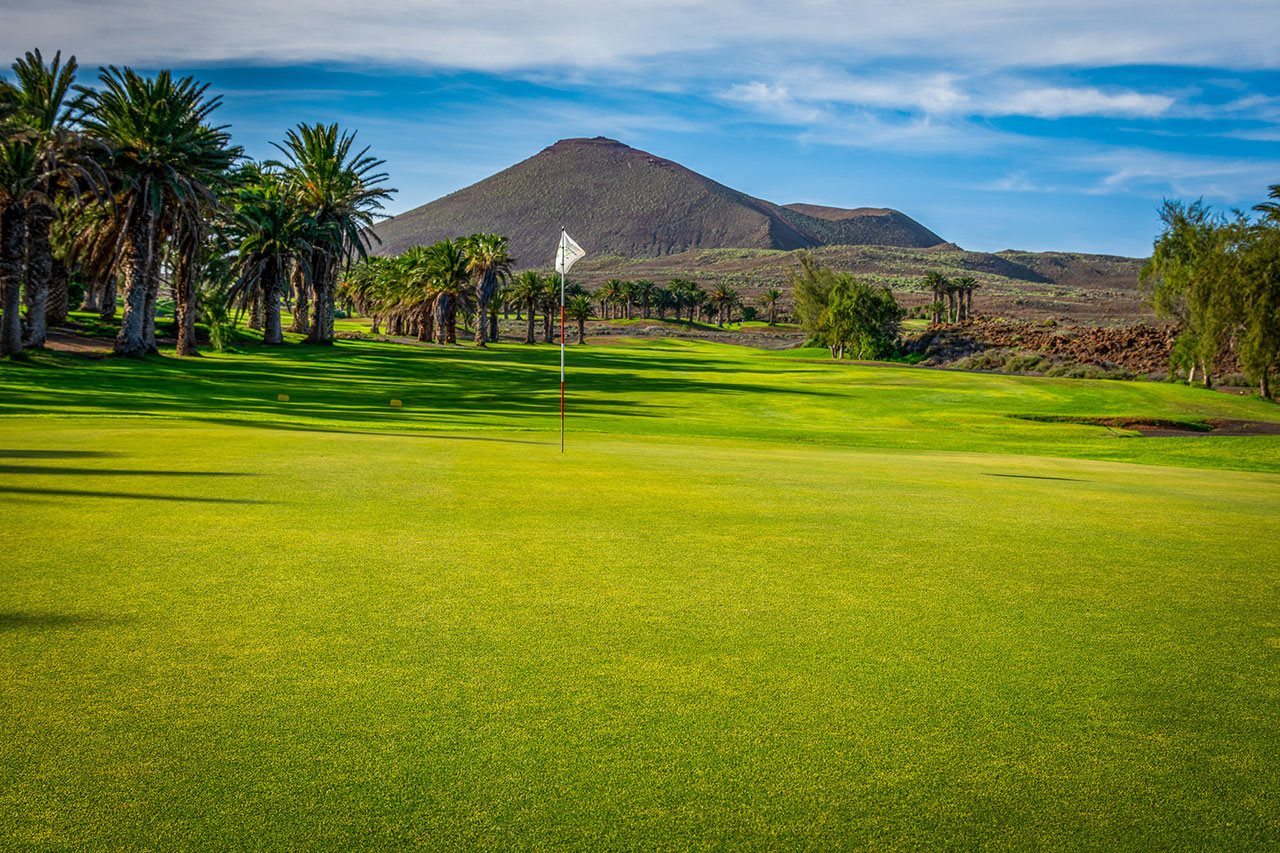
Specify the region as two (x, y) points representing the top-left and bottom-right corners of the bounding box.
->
(819, 277), (903, 359)
(422, 238), (469, 344)
(3, 50), (100, 349)
(922, 271), (949, 324)
(1141, 200), (1231, 386)
(271, 123), (393, 344)
(1235, 217), (1280, 399)
(228, 165), (315, 346)
(80, 66), (239, 356)
(795, 252), (902, 358)
(760, 288), (783, 325)
(952, 275), (978, 321)
(598, 278), (624, 320)
(633, 279), (656, 319)
(462, 233), (512, 347)
(565, 293), (594, 344)
(508, 270), (542, 344)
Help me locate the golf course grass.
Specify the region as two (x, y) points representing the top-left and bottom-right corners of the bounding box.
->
(2, 335), (1279, 848)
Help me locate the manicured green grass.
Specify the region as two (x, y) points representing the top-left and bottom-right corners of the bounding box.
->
(2, 338), (1279, 848)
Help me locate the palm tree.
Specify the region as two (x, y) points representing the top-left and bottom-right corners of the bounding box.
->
(633, 279), (656, 319)
(1254, 185), (1280, 222)
(598, 278), (624, 320)
(228, 166), (315, 345)
(565, 293), (594, 344)
(80, 66), (239, 356)
(760, 288), (783, 325)
(507, 270), (542, 344)
(0, 135), (37, 356)
(539, 275), (558, 343)
(462, 233), (512, 347)
(923, 271), (949, 325)
(271, 123), (393, 344)
(2, 50), (100, 349)
(709, 284), (741, 326)
(421, 238), (468, 344)
(652, 285), (674, 320)
(952, 275), (977, 321)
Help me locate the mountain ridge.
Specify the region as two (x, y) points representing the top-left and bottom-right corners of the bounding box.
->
(372, 137), (949, 265)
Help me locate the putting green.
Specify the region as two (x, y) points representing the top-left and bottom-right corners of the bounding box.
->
(1, 338), (1278, 847)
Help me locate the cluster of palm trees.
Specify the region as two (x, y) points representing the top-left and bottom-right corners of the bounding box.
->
(0, 49), (394, 358)
(922, 271), (979, 324)
(340, 235), (512, 346)
(590, 278), (755, 327)
(340, 260), (788, 346)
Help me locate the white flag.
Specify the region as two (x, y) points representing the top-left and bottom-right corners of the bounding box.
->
(555, 231), (586, 275)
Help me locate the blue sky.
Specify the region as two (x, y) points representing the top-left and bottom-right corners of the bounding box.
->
(4, 0), (1279, 256)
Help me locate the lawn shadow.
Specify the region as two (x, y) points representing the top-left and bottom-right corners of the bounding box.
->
(0, 612), (134, 631)
(0, 449), (122, 459)
(984, 473), (1088, 483)
(0, 465), (258, 477)
(0, 486), (270, 504)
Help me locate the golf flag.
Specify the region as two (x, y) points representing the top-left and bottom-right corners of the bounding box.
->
(556, 230), (586, 275)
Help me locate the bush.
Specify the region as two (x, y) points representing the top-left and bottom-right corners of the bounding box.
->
(952, 348), (1012, 371)
(1004, 352), (1049, 373)
(1045, 363), (1134, 381)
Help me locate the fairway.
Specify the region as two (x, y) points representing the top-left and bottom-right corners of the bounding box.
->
(3, 339), (1280, 848)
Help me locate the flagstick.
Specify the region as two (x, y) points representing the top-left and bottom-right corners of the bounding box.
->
(560, 230), (567, 454)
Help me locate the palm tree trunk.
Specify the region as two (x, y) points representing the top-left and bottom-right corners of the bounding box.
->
(99, 276), (117, 321)
(417, 302), (431, 342)
(23, 202), (54, 348)
(289, 264), (309, 334)
(0, 204), (26, 357)
(142, 269), (161, 354)
(578, 317), (586, 343)
(262, 259), (284, 345)
(489, 302), (499, 342)
(248, 289), (263, 330)
(48, 257), (69, 327)
(80, 274), (100, 312)
(543, 307), (554, 343)
(526, 299), (536, 344)
(432, 293), (448, 344)
(115, 211), (155, 357)
(175, 246), (200, 355)
(474, 287), (489, 347)
(306, 250), (335, 344)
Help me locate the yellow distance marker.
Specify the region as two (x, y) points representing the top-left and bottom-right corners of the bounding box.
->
(277, 394), (289, 402)
(390, 399), (403, 408)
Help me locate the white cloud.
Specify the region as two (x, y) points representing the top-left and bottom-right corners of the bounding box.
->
(2, 0), (1278, 73)
(990, 87), (1173, 119)
(722, 82), (825, 124)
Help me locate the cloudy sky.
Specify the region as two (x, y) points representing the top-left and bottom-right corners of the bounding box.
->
(4, 0), (1278, 255)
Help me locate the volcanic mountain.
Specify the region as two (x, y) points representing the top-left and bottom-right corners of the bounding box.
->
(372, 137), (947, 266)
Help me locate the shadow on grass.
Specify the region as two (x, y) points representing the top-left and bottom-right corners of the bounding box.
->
(0, 486), (269, 504)
(984, 473), (1088, 482)
(0, 449), (122, 459)
(0, 612), (134, 631)
(0, 464), (258, 477)
(197, 418), (557, 445)
(0, 338), (835, 433)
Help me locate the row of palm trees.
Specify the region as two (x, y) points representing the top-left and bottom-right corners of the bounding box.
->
(340, 235), (512, 346)
(923, 271), (979, 324)
(585, 278), (783, 327)
(0, 49), (394, 358)
(341, 251), (795, 344)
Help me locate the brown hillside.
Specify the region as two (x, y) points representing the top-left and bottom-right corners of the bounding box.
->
(372, 137), (947, 264)
(781, 204), (946, 248)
